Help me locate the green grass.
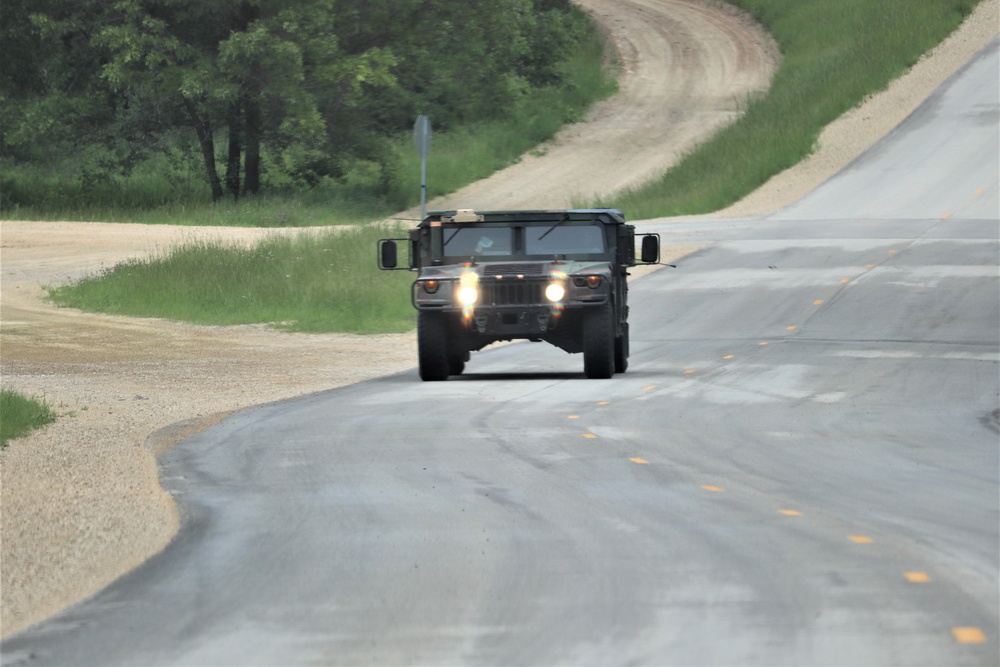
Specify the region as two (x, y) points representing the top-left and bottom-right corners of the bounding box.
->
(1, 388), (57, 447)
(48, 225), (417, 333)
(594, 0), (980, 218)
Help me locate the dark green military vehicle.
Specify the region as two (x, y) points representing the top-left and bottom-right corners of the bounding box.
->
(378, 209), (659, 380)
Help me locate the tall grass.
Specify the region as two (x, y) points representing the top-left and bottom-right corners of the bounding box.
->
(48, 226), (417, 333)
(1, 389), (57, 447)
(595, 0), (980, 218)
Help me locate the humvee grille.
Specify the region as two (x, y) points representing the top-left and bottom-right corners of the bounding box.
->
(483, 264), (545, 277)
(481, 281), (544, 306)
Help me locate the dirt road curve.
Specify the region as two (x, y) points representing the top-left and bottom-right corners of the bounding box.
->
(2, 0), (996, 640)
(424, 0), (778, 211)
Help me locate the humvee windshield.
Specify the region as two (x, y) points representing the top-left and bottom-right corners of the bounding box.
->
(442, 223), (605, 260)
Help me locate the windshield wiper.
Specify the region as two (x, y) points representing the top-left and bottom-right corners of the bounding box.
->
(537, 212), (570, 241)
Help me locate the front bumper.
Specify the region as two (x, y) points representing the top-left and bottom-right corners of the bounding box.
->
(413, 275), (609, 335)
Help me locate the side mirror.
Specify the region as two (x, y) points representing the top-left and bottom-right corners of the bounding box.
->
(640, 234), (660, 264)
(379, 240), (398, 269)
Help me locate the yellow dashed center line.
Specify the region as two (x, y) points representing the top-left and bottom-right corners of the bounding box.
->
(723, 354), (735, 359)
(581, 433), (598, 439)
(813, 300), (825, 305)
(786, 326), (797, 331)
(903, 571), (931, 583)
(952, 627), (986, 644)
(597, 401), (610, 406)
(683, 369), (696, 375)
(759, 341), (769, 346)
(629, 458), (649, 465)
(866, 263), (875, 269)
(840, 278), (850, 284)
(848, 535), (873, 544)
(941, 212), (953, 218)
(642, 385), (656, 391)
(701, 485), (725, 493)
(779, 509), (802, 516)
(567, 415), (580, 420)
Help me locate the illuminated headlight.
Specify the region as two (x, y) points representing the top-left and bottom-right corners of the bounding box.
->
(456, 271), (479, 306)
(457, 285), (479, 306)
(545, 282), (566, 302)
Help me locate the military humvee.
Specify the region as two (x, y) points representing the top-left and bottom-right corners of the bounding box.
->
(378, 209), (659, 380)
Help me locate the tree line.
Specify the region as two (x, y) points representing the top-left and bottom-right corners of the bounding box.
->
(0, 0), (589, 202)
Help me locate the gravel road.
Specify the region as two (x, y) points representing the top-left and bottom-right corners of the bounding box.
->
(1, 0), (996, 640)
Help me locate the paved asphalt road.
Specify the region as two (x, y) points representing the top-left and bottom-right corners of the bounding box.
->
(4, 39), (998, 667)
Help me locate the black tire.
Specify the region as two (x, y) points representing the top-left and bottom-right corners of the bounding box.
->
(583, 303), (615, 379)
(418, 311), (450, 381)
(448, 353), (467, 376)
(615, 322), (629, 374)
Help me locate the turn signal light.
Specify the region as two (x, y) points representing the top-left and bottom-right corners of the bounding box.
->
(422, 279), (440, 294)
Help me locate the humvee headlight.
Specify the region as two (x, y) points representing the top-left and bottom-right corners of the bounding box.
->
(422, 279), (440, 294)
(457, 285), (479, 306)
(457, 271), (480, 307)
(574, 275), (602, 289)
(545, 282), (566, 303)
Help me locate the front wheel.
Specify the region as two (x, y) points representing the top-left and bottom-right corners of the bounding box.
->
(417, 311), (450, 381)
(583, 304), (615, 379)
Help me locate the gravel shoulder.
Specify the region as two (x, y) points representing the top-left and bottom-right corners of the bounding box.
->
(1, 0), (996, 640)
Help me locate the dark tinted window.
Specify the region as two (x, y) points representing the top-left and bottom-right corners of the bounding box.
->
(526, 225), (604, 255)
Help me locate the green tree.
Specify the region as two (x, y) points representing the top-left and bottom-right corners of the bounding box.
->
(1, 0), (589, 204)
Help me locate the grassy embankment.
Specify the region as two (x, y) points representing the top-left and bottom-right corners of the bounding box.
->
(595, 0), (980, 216)
(46, 0), (979, 336)
(1, 389), (57, 447)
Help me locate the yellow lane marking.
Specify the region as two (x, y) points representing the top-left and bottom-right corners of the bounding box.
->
(866, 263), (875, 268)
(629, 458), (649, 465)
(582, 433), (598, 439)
(759, 341), (769, 346)
(642, 385), (656, 391)
(723, 354), (735, 359)
(952, 627), (986, 644)
(942, 212), (953, 219)
(597, 401), (610, 406)
(813, 300), (825, 305)
(889, 249), (898, 254)
(786, 326), (797, 331)
(840, 278), (850, 283)
(567, 415), (580, 420)
(683, 369), (696, 375)
(779, 509), (802, 516)
(975, 188), (984, 195)
(903, 571), (931, 583)
(848, 535), (873, 544)
(702, 485), (725, 493)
